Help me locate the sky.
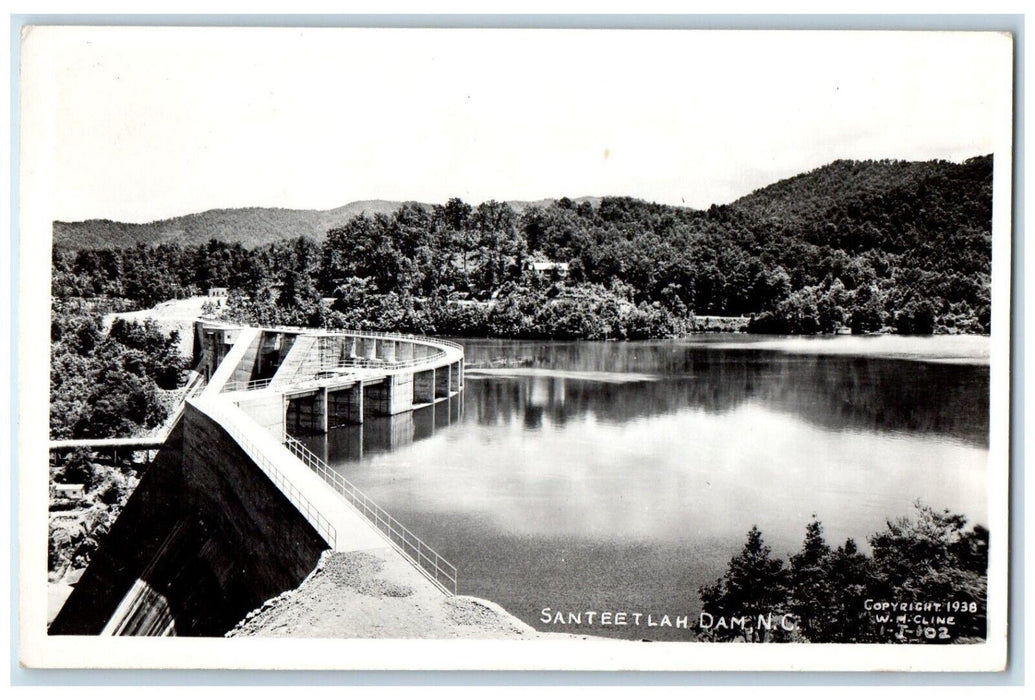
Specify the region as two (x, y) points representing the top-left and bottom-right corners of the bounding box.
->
(22, 27), (1012, 223)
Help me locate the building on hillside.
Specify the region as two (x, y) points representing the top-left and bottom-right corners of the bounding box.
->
(524, 261), (570, 278)
(51, 483), (86, 500)
(208, 287), (229, 298)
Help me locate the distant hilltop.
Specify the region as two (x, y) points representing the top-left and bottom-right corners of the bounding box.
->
(52, 196), (605, 251)
(53, 200), (414, 251)
(51, 155), (991, 251)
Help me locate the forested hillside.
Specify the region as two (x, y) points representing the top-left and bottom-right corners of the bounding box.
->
(51, 155), (993, 337)
(50, 302), (187, 439)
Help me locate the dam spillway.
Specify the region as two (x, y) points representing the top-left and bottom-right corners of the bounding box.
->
(49, 322), (464, 636)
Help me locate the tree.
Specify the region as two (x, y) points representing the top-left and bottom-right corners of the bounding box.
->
(81, 369), (165, 438)
(787, 520), (877, 642)
(472, 200), (521, 295)
(282, 237), (320, 302)
(816, 279), (849, 333)
(868, 501), (988, 641)
(849, 283), (887, 334)
(789, 519), (836, 641)
(107, 318), (186, 389)
(51, 309), (103, 355)
(776, 286), (822, 334)
(330, 276), (380, 329)
(698, 526), (791, 642)
(750, 266), (792, 311)
(893, 297), (937, 334)
(822, 538), (877, 642)
(50, 307), (180, 441)
(439, 197), (474, 281)
(58, 448), (98, 489)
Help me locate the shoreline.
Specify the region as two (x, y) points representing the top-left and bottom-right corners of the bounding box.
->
(102, 295), (989, 355)
(462, 332), (990, 367)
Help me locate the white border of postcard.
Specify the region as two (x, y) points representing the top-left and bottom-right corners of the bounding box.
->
(17, 26), (1014, 672)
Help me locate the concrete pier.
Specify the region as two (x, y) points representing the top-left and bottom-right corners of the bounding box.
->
(435, 365), (450, 399)
(285, 389), (325, 435)
(362, 380), (391, 419)
(327, 384), (363, 427)
(413, 369), (435, 406)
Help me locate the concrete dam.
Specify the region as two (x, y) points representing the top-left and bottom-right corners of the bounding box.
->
(49, 322), (465, 636)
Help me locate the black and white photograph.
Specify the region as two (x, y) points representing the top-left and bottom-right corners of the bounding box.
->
(16, 25), (1014, 672)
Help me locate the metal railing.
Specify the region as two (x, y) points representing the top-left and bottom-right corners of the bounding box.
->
(322, 329), (465, 352)
(264, 324), (464, 351)
(201, 405), (337, 549)
(316, 333), (461, 372)
(284, 435), (458, 595)
(198, 319), (465, 353)
(220, 377), (273, 393)
(186, 376), (208, 398)
(292, 336), (461, 383)
(161, 376), (209, 431)
(314, 352), (449, 373)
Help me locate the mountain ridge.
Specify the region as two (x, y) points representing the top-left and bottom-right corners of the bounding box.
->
(52, 156), (990, 250)
(53, 196), (611, 250)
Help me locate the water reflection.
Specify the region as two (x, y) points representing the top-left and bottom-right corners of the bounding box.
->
(464, 344), (988, 447)
(306, 394), (464, 464)
(300, 339), (989, 641)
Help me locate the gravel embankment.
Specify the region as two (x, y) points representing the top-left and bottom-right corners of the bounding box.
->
(227, 549), (592, 640)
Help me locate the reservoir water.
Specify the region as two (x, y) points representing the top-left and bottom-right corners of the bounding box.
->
(299, 335), (989, 640)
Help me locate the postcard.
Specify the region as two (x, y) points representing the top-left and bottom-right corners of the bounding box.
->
(17, 25), (1013, 671)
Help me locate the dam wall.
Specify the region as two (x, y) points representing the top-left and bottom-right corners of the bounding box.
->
(49, 421), (187, 635)
(52, 322), (466, 636)
(49, 404), (329, 636)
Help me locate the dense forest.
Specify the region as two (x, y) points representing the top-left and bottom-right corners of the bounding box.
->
(50, 302), (187, 439)
(700, 502), (988, 643)
(51, 156), (993, 338)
